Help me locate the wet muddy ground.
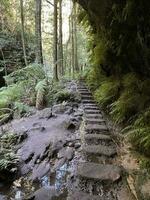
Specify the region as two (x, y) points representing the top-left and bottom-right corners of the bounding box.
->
(0, 81), (136, 200)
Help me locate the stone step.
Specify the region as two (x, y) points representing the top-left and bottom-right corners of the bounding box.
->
(83, 103), (98, 107)
(84, 106), (99, 110)
(85, 118), (105, 124)
(84, 134), (114, 148)
(78, 87), (88, 90)
(85, 124), (109, 135)
(78, 88), (89, 92)
(81, 95), (93, 100)
(84, 109), (101, 114)
(85, 114), (103, 119)
(77, 162), (122, 183)
(84, 134), (112, 142)
(85, 124), (107, 130)
(67, 190), (101, 200)
(82, 100), (95, 104)
(79, 91), (91, 96)
(83, 144), (117, 157)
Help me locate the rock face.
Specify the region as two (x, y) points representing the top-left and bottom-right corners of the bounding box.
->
(67, 190), (101, 200)
(26, 187), (56, 200)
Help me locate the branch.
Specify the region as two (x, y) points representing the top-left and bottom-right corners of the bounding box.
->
(46, 0), (54, 6)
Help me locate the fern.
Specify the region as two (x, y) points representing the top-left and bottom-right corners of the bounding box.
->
(94, 78), (121, 108)
(35, 79), (47, 110)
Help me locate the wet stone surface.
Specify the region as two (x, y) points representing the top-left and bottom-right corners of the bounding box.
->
(0, 81), (135, 200)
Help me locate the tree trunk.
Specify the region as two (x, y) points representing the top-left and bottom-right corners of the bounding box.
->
(20, 0), (28, 66)
(53, 0), (58, 81)
(71, 12), (75, 77)
(73, 2), (79, 72)
(35, 0), (43, 64)
(71, 2), (79, 76)
(58, 0), (63, 76)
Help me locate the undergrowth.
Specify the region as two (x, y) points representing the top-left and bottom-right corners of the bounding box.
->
(87, 72), (150, 169)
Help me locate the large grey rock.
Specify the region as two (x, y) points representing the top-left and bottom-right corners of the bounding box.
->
(25, 187), (56, 200)
(67, 190), (101, 200)
(77, 162), (122, 183)
(37, 108), (52, 119)
(83, 144), (117, 157)
(31, 161), (50, 181)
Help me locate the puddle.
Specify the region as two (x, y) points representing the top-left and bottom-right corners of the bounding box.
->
(0, 163), (70, 199)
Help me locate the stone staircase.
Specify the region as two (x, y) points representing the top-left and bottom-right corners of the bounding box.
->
(68, 82), (134, 200)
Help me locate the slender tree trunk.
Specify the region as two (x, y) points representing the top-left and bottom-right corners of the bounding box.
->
(73, 2), (79, 72)
(71, 12), (75, 77)
(20, 0), (28, 66)
(71, 2), (79, 77)
(53, 0), (58, 81)
(35, 0), (43, 64)
(58, 0), (63, 76)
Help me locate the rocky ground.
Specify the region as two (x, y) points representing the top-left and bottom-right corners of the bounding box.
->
(0, 81), (136, 200)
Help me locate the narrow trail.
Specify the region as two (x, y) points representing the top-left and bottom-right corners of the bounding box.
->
(68, 81), (135, 200)
(0, 81), (136, 200)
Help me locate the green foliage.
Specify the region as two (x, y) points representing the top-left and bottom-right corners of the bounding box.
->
(0, 132), (19, 172)
(4, 64), (45, 86)
(13, 102), (31, 118)
(0, 82), (26, 108)
(0, 64), (45, 110)
(94, 78), (121, 109)
(0, 149), (18, 171)
(35, 79), (48, 110)
(1, 133), (19, 148)
(127, 109), (150, 156)
(54, 89), (76, 104)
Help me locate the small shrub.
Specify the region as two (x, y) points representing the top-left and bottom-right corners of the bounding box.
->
(128, 109), (150, 156)
(110, 89), (140, 124)
(94, 78), (121, 109)
(4, 64), (45, 86)
(35, 79), (48, 110)
(54, 89), (75, 103)
(13, 102), (31, 118)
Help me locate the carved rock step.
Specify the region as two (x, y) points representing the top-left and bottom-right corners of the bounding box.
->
(83, 145), (117, 157)
(84, 109), (101, 114)
(83, 103), (98, 107)
(81, 95), (93, 100)
(84, 106), (100, 110)
(67, 190), (101, 200)
(78, 87), (88, 90)
(84, 134), (114, 146)
(79, 91), (91, 96)
(84, 134), (112, 142)
(78, 89), (89, 92)
(85, 118), (105, 125)
(77, 162), (122, 183)
(85, 124), (108, 132)
(85, 113), (103, 119)
(82, 100), (95, 104)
